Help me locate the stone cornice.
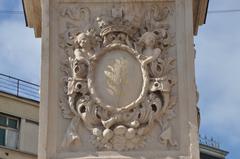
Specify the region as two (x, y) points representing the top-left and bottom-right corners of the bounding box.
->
(199, 144), (229, 158)
(193, 0), (209, 35)
(22, 0), (208, 37)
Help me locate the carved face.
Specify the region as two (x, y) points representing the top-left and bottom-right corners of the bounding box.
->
(140, 32), (157, 48)
(144, 36), (155, 48)
(76, 33), (91, 50)
(80, 37), (90, 48)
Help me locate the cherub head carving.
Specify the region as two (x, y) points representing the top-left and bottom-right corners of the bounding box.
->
(139, 32), (161, 62)
(75, 33), (91, 50)
(74, 32), (95, 60)
(139, 32), (157, 49)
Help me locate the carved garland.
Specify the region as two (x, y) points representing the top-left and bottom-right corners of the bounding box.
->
(59, 5), (177, 151)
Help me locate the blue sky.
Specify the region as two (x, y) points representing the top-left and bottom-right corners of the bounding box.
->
(0, 0), (41, 83)
(0, 0), (239, 158)
(195, 0), (240, 158)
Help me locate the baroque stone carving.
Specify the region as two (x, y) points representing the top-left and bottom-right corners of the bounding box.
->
(59, 5), (176, 151)
(60, 7), (90, 21)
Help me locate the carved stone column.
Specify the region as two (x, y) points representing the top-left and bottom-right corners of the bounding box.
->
(38, 0), (203, 159)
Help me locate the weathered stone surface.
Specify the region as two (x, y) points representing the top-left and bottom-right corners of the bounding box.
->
(38, 0), (200, 159)
(94, 49), (143, 108)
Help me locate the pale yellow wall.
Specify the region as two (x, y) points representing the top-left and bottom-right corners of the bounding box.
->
(0, 93), (39, 122)
(0, 146), (37, 159)
(19, 119), (38, 154)
(0, 92), (39, 157)
(19, 119), (39, 154)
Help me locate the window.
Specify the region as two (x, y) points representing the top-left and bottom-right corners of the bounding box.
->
(0, 113), (19, 149)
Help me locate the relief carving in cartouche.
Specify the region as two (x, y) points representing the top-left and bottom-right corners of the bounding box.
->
(58, 4), (177, 151)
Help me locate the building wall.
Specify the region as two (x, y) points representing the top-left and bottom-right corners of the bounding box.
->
(19, 119), (39, 154)
(0, 93), (39, 122)
(0, 146), (37, 159)
(0, 92), (39, 159)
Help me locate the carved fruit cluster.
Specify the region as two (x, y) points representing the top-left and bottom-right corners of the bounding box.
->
(91, 126), (146, 151)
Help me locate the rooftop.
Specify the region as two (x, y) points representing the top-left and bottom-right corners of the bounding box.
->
(0, 73), (40, 102)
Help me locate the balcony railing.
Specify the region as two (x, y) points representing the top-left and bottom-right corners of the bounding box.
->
(199, 135), (220, 149)
(0, 73), (40, 102)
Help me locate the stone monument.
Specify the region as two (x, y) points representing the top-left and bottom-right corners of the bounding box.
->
(22, 0), (209, 158)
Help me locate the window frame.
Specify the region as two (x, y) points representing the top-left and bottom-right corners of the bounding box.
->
(0, 113), (20, 149)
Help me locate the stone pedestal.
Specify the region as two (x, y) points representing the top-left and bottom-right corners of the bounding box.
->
(38, 0), (201, 159)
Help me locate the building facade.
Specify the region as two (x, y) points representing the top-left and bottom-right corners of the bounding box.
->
(199, 136), (229, 159)
(0, 74), (39, 159)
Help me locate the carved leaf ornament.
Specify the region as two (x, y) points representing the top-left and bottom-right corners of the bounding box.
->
(104, 57), (128, 97)
(59, 5), (177, 151)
